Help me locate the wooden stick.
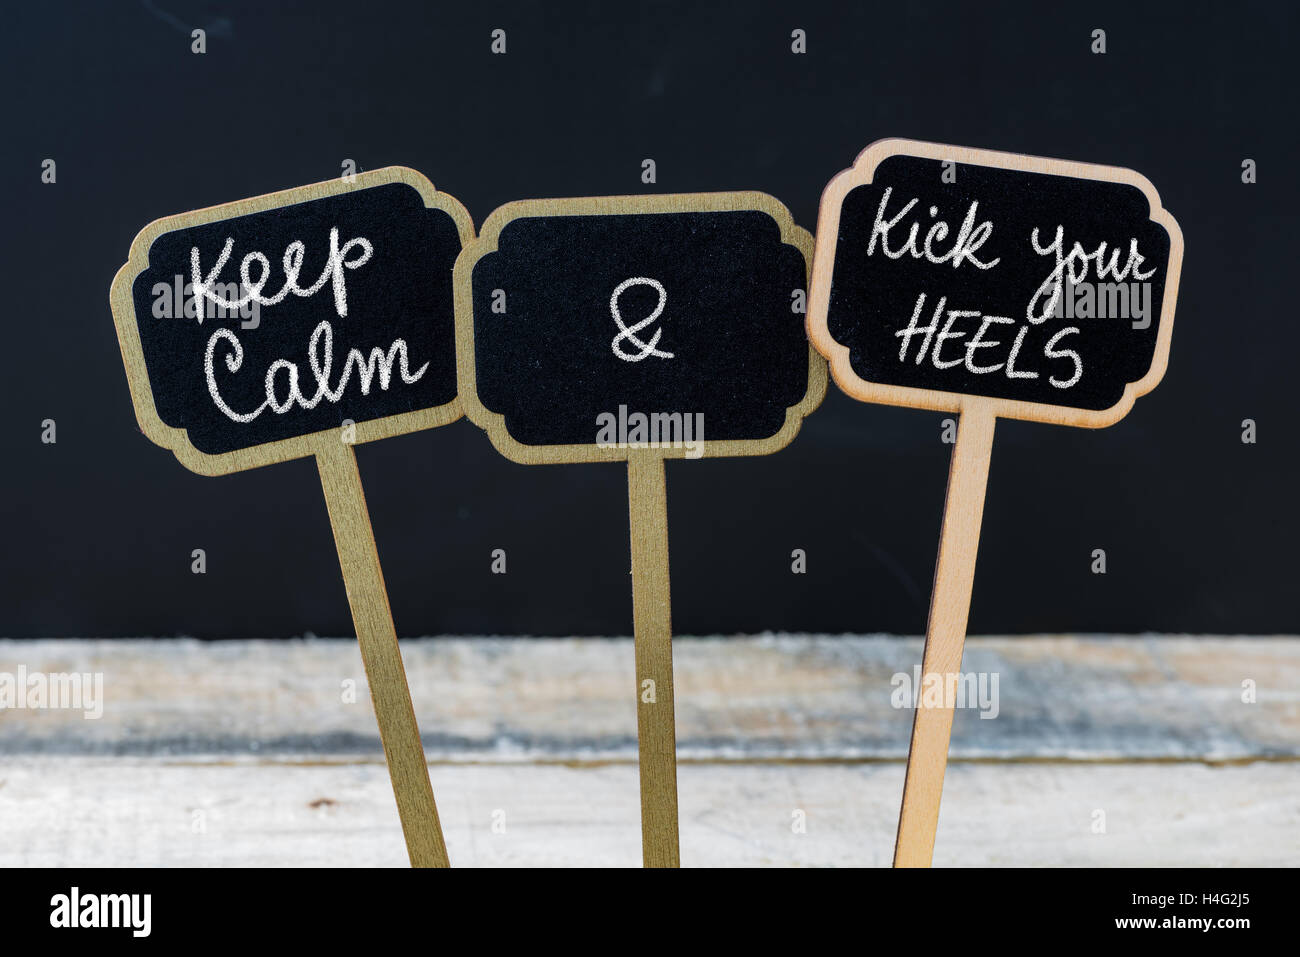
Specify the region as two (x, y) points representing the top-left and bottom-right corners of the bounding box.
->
(627, 454), (681, 867)
(316, 441), (449, 868)
(893, 405), (997, 868)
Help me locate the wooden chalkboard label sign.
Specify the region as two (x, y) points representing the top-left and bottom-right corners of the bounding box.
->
(807, 139), (1184, 867)
(112, 167), (467, 471)
(457, 194), (824, 461)
(109, 167), (474, 868)
(455, 193), (827, 866)
(810, 139), (1181, 424)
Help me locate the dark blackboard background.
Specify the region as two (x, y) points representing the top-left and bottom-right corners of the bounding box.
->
(471, 209), (809, 445)
(1, 0), (1294, 638)
(826, 156), (1171, 410)
(133, 182), (461, 453)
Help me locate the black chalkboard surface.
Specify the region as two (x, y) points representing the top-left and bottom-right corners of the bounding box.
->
(810, 140), (1183, 426)
(111, 168), (472, 472)
(456, 194), (825, 463)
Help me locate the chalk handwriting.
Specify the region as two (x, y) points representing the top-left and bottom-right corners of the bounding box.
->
(866, 187), (1001, 271)
(189, 228), (373, 321)
(611, 276), (674, 362)
(1027, 227), (1156, 323)
(204, 320), (428, 423)
(895, 292), (1083, 389)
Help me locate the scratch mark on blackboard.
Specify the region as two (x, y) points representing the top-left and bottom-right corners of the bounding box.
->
(860, 539), (925, 609)
(140, 0), (233, 38)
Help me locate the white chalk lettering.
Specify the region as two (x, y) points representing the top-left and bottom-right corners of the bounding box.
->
(894, 292), (1079, 387)
(204, 320), (428, 423)
(866, 187), (1001, 270)
(1028, 226), (1156, 323)
(189, 228), (373, 322)
(611, 277), (673, 362)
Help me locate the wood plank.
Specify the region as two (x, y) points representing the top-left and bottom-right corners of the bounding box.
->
(0, 758), (1294, 867)
(1, 636), (1295, 761)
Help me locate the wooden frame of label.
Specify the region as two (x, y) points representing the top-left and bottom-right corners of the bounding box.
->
(454, 191), (827, 866)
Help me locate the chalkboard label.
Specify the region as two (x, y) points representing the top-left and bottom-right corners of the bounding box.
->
(110, 167), (473, 474)
(455, 194), (826, 463)
(808, 140), (1184, 426)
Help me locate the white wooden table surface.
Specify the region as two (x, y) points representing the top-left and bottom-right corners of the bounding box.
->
(1, 635), (1296, 866)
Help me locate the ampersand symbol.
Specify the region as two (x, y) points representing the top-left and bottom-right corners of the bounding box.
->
(610, 276), (674, 362)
